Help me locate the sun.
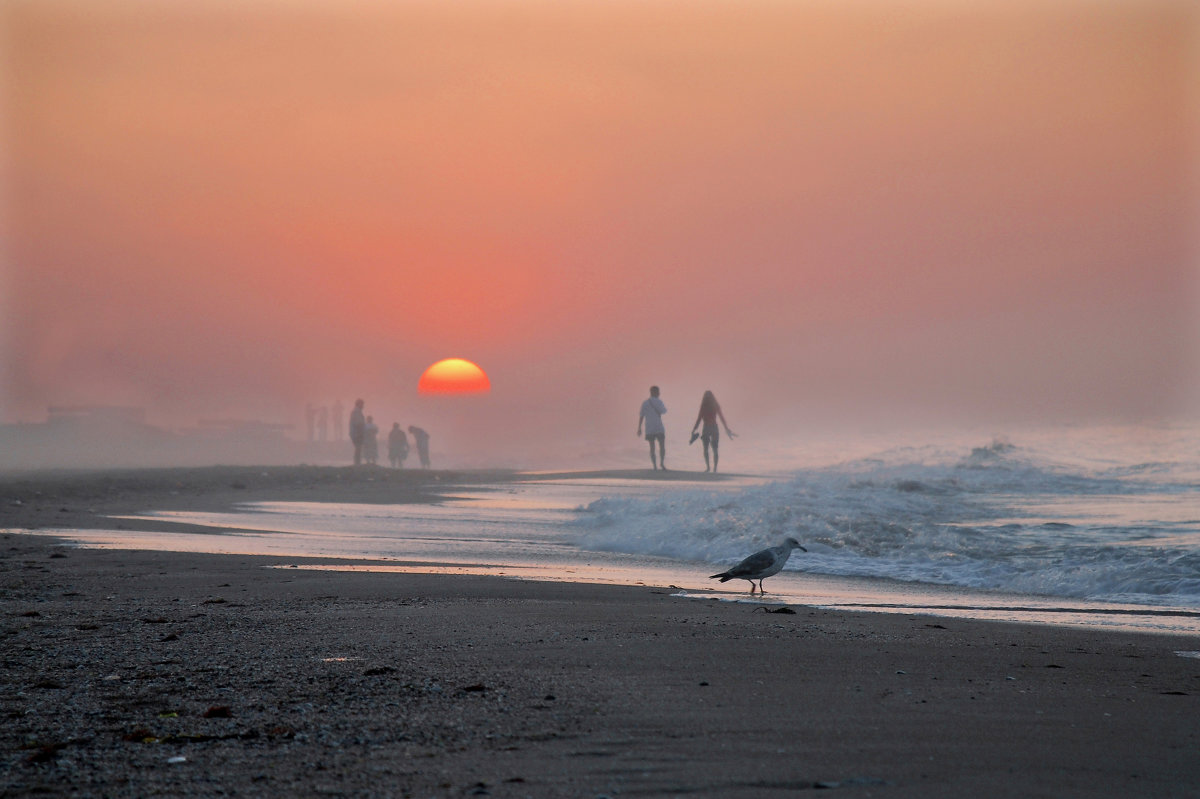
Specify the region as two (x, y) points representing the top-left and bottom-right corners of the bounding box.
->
(418, 358), (491, 395)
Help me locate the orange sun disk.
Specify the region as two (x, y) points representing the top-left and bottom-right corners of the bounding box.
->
(418, 358), (491, 395)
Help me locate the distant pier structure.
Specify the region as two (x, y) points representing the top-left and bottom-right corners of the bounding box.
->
(0, 406), (304, 469)
(46, 405), (148, 426)
(194, 418), (293, 439)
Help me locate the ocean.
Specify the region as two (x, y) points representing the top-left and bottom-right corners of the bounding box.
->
(29, 422), (1200, 636)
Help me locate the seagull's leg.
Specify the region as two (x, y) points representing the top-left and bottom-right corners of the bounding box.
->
(747, 581), (756, 594)
(758, 580), (766, 594)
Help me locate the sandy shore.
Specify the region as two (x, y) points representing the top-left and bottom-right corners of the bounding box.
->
(2, 466), (1199, 797)
(0, 464), (731, 535)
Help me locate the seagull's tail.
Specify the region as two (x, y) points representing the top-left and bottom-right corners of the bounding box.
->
(709, 571), (732, 582)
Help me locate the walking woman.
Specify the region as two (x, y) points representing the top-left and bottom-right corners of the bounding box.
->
(690, 390), (735, 473)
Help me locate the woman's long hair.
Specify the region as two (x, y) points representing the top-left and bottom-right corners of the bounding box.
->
(700, 390), (719, 416)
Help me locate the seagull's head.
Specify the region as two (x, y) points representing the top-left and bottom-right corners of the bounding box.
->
(785, 536), (808, 552)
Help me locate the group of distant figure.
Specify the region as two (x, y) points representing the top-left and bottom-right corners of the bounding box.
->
(637, 387), (735, 473)
(349, 399), (431, 469)
(306, 398), (431, 469)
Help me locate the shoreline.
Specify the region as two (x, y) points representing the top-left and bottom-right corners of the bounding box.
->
(2, 465), (1200, 796)
(5, 464), (1200, 636)
(0, 464), (748, 535)
(4, 534), (1200, 797)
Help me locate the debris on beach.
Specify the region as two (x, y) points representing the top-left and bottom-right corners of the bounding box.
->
(363, 665), (396, 676)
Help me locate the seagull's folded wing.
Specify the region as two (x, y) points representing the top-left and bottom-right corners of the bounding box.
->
(731, 549), (775, 576)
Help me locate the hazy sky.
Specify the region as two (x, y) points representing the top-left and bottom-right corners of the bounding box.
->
(2, 0), (1197, 464)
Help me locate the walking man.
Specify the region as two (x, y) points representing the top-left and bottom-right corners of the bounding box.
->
(637, 385), (668, 470)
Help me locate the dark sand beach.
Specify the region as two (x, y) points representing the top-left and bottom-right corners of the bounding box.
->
(2, 467), (1199, 797)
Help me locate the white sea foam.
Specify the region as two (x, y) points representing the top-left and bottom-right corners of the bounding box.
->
(572, 439), (1200, 608)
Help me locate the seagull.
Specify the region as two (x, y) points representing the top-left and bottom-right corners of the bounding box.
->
(709, 537), (807, 594)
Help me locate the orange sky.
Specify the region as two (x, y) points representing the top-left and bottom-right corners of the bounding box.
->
(2, 1), (1197, 464)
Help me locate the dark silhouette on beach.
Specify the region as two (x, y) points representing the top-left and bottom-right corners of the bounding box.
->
(388, 423), (409, 468)
(690, 390), (735, 473)
(349, 399), (366, 465)
(408, 425), (431, 469)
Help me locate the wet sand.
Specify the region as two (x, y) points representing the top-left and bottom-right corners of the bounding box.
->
(2, 466), (1199, 797)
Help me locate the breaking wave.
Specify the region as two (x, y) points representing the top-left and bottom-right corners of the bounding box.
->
(573, 440), (1200, 608)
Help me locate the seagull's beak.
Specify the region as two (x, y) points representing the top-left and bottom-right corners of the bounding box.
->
(798, 545), (808, 552)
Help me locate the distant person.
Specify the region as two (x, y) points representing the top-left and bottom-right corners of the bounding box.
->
(690, 390), (735, 473)
(408, 425), (431, 469)
(388, 423), (409, 469)
(363, 416), (380, 465)
(637, 385), (668, 471)
(349, 399), (366, 465)
(305, 403), (317, 442)
(316, 406), (329, 442)
(332, 400), (345, 441)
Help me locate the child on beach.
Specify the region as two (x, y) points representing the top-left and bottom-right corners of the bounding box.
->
(363, 416), (379, 465)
